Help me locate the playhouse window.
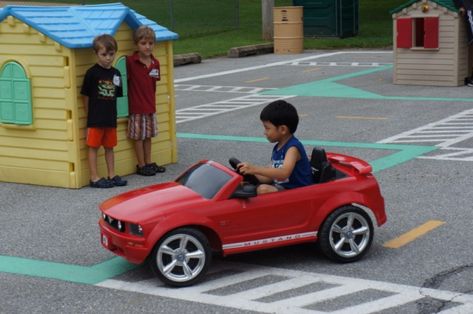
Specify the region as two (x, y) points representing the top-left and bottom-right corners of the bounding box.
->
(0, 62), (32, 125)
(115, 56), (129, 118)
(396, 17), (439, 49)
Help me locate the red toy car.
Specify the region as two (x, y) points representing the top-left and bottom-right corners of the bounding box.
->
(99, 148), (386, 287)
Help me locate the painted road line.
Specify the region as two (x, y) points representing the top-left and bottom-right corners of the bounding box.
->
(262, 65), (473, 103)
(336, 115), (388, 120)
(175, 84), (275, 94)
(0, 255), (134, 285)
(175, 51), (392, 83)
(96, 261), (473, 314)
(176, 95), (295, 124)
(291, 61), (392, 67)
(419, 147), (473, 161)
(245, 77), (270, 83)
(379, 108), (473, 148)
(380, 108), (473, 161)
(303, 67), (320, 73)
(383, 220), (445, 249)
(176, 133), (437, 172)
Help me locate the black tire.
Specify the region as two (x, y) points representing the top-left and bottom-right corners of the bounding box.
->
(318, 205), (374, 263)
(149, 228), (212, 287)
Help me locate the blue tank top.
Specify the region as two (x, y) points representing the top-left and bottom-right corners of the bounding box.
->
(271, 136), (312, 189)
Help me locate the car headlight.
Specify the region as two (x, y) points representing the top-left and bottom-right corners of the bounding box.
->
(130, 223), (143, 236)
(117, 220), (124, 232)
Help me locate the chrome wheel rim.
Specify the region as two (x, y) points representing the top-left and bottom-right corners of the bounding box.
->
(157, 233), (206, 283)
(329, 212), (370, 258)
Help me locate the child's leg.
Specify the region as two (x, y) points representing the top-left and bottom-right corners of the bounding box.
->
(134, 140), (145, 167)
(88, 147), (100, 181)
(143, 138), (152, 165)
(257, 184), (279, 194)
(104, 148), (115, 178)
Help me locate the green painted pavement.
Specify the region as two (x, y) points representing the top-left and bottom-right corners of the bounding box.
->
(0, 255), (135, 285)
(177, 133), (437, 172)
(262, 65), (473, 102)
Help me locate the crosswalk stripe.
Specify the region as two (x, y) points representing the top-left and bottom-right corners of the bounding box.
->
(176, 94), (295, 124)
(331, 293), (424, 314)
(95, 261), (473, 313)
(379, 108), (473, 161)
(270, 284), (364, 307)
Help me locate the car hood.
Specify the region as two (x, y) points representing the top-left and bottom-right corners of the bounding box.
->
(100, 182), (204, 222)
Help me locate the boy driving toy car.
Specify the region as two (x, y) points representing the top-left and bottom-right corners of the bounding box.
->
(237, 100), (312, 194)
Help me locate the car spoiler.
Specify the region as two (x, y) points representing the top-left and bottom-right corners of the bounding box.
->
(327, 153), (372, 175)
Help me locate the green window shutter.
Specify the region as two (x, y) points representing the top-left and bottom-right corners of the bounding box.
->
(0, 62), (32, 125)
(115, 56), (128, 118)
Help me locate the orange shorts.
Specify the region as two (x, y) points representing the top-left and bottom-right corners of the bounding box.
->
(86, 127), (117, 148)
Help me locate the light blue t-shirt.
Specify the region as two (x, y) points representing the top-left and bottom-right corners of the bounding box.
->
(271, 136), (312, 189)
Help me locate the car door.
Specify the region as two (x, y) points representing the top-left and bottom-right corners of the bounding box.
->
(216, 185), (320, 245)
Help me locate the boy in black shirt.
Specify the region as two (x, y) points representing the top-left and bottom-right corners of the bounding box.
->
(81, 34), (127, 188)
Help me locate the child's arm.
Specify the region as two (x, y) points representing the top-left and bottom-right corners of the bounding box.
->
(239, 147), (301, 181)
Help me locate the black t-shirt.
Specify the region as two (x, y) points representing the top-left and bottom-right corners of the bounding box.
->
(80, 64), (123, 128)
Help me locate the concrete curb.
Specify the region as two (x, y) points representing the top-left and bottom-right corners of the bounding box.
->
(173, 52), (202, 67)
(227, 43), (274, 58)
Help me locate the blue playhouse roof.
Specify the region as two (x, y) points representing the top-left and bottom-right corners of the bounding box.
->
(0, 3), (178, 48)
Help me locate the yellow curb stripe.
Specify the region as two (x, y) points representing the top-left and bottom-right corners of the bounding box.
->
(383, 220), (445, 249)
(303, 68), (320, 73)
(336, 115), (388, 120)
(245, 77), (269, 83)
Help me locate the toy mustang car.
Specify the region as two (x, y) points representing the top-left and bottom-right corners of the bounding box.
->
(99, 148), (386, 287)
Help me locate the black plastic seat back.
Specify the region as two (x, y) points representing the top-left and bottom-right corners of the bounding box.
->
(310, 147), (336, 183)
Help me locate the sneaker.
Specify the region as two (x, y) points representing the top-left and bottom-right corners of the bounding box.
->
(136, 164), (156, 176)
(147, 162), (166, 173)
(90, 177), (114, 188)
(109, 175), (127, 186)
(468, 80), (473, 87)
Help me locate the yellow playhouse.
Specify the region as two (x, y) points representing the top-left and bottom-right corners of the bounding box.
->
(0, 3), (178, 188)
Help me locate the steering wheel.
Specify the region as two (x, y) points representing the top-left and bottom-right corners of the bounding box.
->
(229, 157), (259, 185)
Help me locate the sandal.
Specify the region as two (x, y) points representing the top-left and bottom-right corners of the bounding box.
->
(109, 175), (127, 186)
(90, 177), (114, 188)
(136, 164), (156, 176)
(147, 162), (166, 173)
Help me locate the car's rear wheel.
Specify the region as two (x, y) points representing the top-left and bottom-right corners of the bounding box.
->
(318, 205), (373, 263)
(150, 228), (211, 287)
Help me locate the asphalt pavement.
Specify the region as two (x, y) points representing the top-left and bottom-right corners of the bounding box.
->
(1, 49), (473, 313)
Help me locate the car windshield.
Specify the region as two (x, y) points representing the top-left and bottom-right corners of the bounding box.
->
(176, 163), (232, 199)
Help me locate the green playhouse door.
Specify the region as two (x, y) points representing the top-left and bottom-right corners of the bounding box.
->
(293, 0), (358, 38)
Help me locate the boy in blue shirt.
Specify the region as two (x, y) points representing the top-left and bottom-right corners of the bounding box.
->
(238, 100), (312, 194)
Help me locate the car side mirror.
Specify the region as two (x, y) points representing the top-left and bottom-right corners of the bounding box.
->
(231, 184), (257, 199)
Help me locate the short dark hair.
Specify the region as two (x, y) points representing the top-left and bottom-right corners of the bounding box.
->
(260, 100), (299, 134)
(92, 34), (117, 53)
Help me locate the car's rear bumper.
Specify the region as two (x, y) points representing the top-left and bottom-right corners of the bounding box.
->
(98, 219), (149, 264)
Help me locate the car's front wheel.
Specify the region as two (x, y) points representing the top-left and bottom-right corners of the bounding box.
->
(150, 228), (211, 287)
(318, 205), (374, 263)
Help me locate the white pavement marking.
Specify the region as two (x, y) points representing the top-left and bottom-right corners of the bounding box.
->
(289, 61), (392, 67)
(379, 108), (473, 161)
(96, 261), (473, 314)
(176, 94), (295, 124)
(174, 51), (392, 83)
(175, 84), (275, 94)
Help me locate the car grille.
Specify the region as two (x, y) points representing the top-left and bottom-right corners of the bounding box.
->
(102, 214), (125, 232)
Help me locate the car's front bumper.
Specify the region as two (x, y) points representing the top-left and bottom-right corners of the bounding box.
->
(98, 219), (149, 264)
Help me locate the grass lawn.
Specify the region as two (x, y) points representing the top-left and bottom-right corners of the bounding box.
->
(11, 0), (406, 58)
